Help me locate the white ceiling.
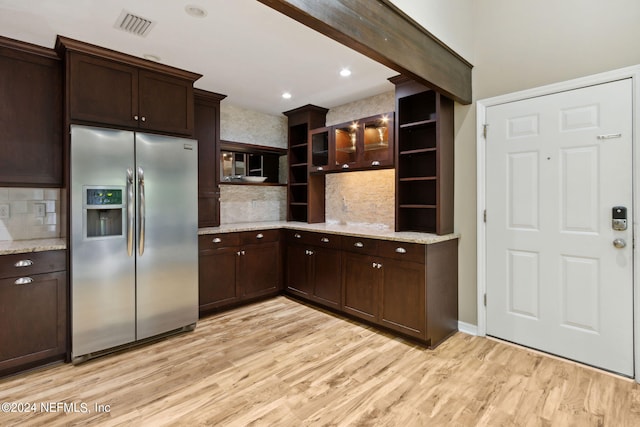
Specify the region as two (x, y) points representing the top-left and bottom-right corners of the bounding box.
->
(0, 0), (396, 116)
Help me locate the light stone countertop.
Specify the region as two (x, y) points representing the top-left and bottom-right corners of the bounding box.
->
(199, 221), (460, 245)
(0, 238), (67, 255)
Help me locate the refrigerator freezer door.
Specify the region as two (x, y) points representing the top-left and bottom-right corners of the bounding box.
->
(135, 133), (199, 339)
(71, 125), (136, 358)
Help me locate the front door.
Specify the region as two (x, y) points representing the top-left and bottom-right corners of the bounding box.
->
(485, 79), (633, 376)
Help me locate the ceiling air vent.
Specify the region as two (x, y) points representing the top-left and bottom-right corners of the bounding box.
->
(114, 10), (156, 37)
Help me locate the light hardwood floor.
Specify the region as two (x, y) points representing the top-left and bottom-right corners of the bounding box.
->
(1, 296), (640, 426)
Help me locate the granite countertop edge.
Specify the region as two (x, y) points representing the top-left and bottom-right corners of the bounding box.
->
(199, 221), (460, 245)
(0, 238), (67, 255)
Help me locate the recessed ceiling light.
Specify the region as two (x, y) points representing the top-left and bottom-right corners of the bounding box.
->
(282, 92), (292, 100)
(143, 54), (161, 62)
(185, 5), (207, 18)
(340, 68), (352, 77)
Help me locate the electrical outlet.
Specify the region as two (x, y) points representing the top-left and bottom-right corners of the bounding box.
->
(34, 203), (46, 218)
(0, 204), (9, 219)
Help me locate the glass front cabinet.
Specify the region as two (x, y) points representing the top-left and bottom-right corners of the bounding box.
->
(309, 112), (394, 173)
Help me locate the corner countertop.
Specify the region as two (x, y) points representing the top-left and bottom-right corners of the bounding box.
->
(199, 221), (459, 245)
(0, 238), (67, 255)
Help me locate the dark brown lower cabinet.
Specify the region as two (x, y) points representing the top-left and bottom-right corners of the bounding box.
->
(0, 251), (67, 376)
(203, 229), (458, 347)
(342, 252), (379, 322)
(341, 238), (457, 346)
(238, 241), (280, 299)
(199, 231), (281, 315)
(285, 231), (342, 310)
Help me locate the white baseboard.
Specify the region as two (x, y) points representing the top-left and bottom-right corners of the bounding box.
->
(458, 321), (478, 336)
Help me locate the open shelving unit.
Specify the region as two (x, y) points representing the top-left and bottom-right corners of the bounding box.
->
(391, 76), (454, 235)
(284, 105), (329, 223)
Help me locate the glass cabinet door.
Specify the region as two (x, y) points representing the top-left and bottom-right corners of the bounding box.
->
(334, 123), (358, 170)
(309, 127), (331, 172)
(363, 113), (393, 167)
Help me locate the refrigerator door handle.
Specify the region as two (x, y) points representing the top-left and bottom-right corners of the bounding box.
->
(127, 168), (134, 257)
(138, 166), (146, 256)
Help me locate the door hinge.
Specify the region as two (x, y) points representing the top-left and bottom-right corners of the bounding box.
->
(483, 209), (487, 223)
(484, 293), (487, 307)
(483, 124), (489, 139)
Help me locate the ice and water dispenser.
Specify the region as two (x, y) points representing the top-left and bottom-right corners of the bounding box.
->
(84, 188), (124, 238)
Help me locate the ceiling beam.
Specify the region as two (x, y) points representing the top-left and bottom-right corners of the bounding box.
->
(257, 0), (473, 104)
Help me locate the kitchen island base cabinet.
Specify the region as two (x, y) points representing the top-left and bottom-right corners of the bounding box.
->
(0, 251), (67, 376)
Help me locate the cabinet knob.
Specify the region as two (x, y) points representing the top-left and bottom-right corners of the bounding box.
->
(241, 250), (246, 256)
(317, 167), (324, 171)
(342, 164), (350, 169)
(372, 262), (377, 268)
(15, 277), (34, 285)
(256, 233), (264, 239)
(14, 259), (33, 267)
(134, 115), (139, 121)
(141, 116), (146, 122)
(212, 237), (222, 243)
(237, 251), (242, 256)
(354, 242), (364, 248)
(395, 247), (407, 254)
(294, 233), (301, 239)
(371, 160), (381, 166)
(320, 237), (329, 243)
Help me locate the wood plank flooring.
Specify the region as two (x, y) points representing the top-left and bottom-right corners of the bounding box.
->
(1, 296), (640, 426)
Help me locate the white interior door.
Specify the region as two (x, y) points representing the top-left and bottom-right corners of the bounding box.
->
(485, 79), (634, 376)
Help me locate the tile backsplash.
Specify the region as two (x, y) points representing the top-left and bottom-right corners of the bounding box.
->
(219, 185), (286, 224)
(0, 188), (61, 241)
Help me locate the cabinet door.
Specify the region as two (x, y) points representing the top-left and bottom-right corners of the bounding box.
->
(239, 241), (280, 299)
(286, 243), (312, 297)
(195, 93), (221, 228)
(0, 271), (66, 374)
(342, 252), (379, 322)
(0, 43), (62, 186)
(311, 246), (341, 309)
(362, 113), (394, 168)
(138, 70), (194, 136)
(309, 127), (332, 172)
(198, 249), (239, 312)
(68, 52), (139, 128)
(379, 259), (426, 340)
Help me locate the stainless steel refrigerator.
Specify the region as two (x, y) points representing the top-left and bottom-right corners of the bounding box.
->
(70, 125), (198, 362)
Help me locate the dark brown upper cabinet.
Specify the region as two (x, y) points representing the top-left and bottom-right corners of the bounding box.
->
(194, 89), (226, 228)
(309, 112), (394, 173)
(0, 36), (62, 187)
(57, 36), (201, 137)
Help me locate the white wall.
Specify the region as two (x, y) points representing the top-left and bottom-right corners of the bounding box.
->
(392, 0), (640, 325)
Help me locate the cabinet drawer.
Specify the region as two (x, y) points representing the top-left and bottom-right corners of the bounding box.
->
(199, 233), (240, 251)
(286, 230), (341, 249)
(378, 240), (425, 264)
(240, 229), (280, 245)
(341, 236), (379, 255)
(0, 250), (66, 279)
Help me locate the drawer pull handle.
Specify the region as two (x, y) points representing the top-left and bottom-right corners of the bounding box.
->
(256, 233), (264, 239)
(212, 238), (222, 243)
(14, 259), (34, 267)
(15, 277), (34, 285)
(371, 160), (381, 166)
(395, 247), (407, 254)
(317, 167), (324, 171)
(342, 164), (350, 169)
(321, 237), (329, 243)
(294, 233), (301, 239)
(354, 242), (364, 248)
